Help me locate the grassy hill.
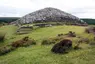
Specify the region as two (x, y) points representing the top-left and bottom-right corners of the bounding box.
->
(0, 25), (95, 64)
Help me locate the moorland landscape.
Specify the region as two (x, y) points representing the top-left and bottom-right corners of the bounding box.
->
(0, 7), (95, 64)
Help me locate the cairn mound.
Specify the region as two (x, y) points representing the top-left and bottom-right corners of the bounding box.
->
(14, 7), (82, 25)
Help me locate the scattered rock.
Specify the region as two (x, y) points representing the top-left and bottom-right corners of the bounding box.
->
(16, 26), (33, 35)
(34, 23), (52, 27)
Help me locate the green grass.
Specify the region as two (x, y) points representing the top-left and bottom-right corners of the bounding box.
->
(0, 25), (95, 64)
(0, 25), (18, 46)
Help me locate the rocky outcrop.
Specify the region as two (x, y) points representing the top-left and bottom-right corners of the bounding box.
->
(15, 7), (81, 25)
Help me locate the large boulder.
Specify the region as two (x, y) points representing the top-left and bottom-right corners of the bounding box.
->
(51, 39), (72, 54)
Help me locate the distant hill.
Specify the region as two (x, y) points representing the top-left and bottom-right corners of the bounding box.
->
(81, 18), (95, 25)
(0, 17), (20, 23)
(15, 7), (81, 25)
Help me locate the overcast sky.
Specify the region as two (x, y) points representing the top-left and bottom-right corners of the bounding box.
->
(0, 0), (95, 18)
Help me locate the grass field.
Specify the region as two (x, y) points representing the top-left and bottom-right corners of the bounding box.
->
(0, 25), (95, 64)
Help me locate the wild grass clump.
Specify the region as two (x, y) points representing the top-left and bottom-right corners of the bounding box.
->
(11, 36), (36, 48)
(57, 33), (64, 37)
(85, 28), (90, 33)
(41, 33), (74, 45)
(22, 39), (36, 47)
(74, 42), (81, 50)
(78, 38), (90, 44)
(41, 38), (56, 45)
(85, 27), (95, 34)
(53, 36), (65, 41)
(0, 46), (15, 56)
(0, 32), (6, 42)
(0, 36), (36, 56)
(89, 41), (95, 46)
(64, 31), (76, 37)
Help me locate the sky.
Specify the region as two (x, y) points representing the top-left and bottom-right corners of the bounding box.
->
(0, 0), (95, 18)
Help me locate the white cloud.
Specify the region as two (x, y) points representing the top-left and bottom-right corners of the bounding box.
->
(0, 0), (95, 18)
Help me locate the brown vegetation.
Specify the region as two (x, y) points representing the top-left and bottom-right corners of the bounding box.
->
(0, 46), (16, 56)
(78, 38), (89, 44)
(85, 27), (95, 34)
(57, 33), (64, 37)
(11, 36), (36, 48)
(65, 31), (76, 37)
(0, 36), (36, 56)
